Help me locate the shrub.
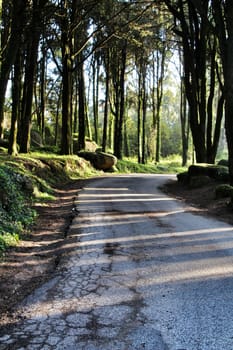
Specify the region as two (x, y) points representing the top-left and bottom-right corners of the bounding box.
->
(0, 165), (36, 251)
(215, 184), (233, 199)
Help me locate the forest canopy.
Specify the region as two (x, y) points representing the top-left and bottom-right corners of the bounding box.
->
(1, 1), (233, 181)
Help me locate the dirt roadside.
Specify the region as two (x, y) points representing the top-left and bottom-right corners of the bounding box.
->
(0, 179), (89, 325)
(164, 178), (233, 226)
(0, 176), (232, 326)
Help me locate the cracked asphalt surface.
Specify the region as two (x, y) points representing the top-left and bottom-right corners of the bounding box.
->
(1, 174), (233, 349)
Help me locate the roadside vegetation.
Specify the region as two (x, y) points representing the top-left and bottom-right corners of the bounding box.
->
(0, 150), (100, 256)
(1, 2), (232, 255)
(0, 150), (187, 256)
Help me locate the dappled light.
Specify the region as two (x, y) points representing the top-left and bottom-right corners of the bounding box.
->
(19, 176), (233, 310)
(2, 175), (233, 350)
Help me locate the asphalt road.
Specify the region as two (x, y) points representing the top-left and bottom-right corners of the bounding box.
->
(1, 174), (233, 349)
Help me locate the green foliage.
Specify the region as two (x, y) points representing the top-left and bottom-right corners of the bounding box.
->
(117, 155), (186, 174)
(0, 233), (19, 253)
(0, 165), (37, 253)
(215, 184), (233, 199)
(0, 152), (101, 255)
(0, 152), (186, 256)
(161, 119), (182, 157)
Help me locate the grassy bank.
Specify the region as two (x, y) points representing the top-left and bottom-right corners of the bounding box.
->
(0, 151), (186, 255)
(0, 151), (100, 255)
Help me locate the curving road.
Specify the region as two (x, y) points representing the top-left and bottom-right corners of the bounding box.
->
(1, 174), (233, 349)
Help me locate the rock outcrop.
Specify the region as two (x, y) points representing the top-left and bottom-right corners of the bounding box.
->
(78, 151), (117, 171)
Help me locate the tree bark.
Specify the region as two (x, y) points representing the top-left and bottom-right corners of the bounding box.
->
(0, 0), (27, 138)
(8, 50), (22, 155)
(116, 43), (127, 159)
(93, 53), (100, 144)
(19, 2), (42, 153)
(77, 55), (86, 151)
(224, 2), (233, 184)
(155, 47), (165, 163)
(212, 0), (233, 183)
(102, 49), (110, 152)
(142, 66), (147, 164)
(60, 0), (73, 155)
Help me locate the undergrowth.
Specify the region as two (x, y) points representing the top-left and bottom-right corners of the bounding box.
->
(0, 152), (99, 256)
(0, 151), (185, 256)
(117, 156), (185, 174)
(0, 165), (37, 254)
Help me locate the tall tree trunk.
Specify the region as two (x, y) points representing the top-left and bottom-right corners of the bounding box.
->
(0, 0), (27, 138)
(180, 76), (189, 167)
(151, 55), (157, 162)
(137, 69), (142, 164)
(142, 68), (147, 164)
(77, 55), (86, 151)
(206, 42), (224, 164)
(224, 2), (233, 185)
(165, 0), (209, 163)
(116, 43), (127, 159)
(39, 42), (46, 140)
(93, 54), (100, 144)
(73, 76), (78, 134)
(55, 86), (62, 146)
(155, 47), (165, 163)
(19, 7), (41, 153)
(102, 49), (110, 152)
(8, 50), (22, 155)
(60, 0), (73, 155)
(60, 48), (72, 154)
(212, 0), (233, 182)
(179, 46), (190, 167)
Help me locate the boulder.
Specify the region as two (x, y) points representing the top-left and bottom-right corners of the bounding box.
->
(188, 164), (229, 181)
(177, 171), (189, 184)
(78, 151), (117, 171)
(189, 175), (211, 188)
(215, 184), (233, 199)
(73, 140), (98, 154)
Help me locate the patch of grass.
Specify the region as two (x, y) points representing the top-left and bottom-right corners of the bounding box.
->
(33, 186), (56, 201)
(0, 233), (19, 254)
(117, 155), (186, 174)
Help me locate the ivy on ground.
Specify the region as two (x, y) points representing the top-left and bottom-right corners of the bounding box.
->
(0, 165), (36, 253)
